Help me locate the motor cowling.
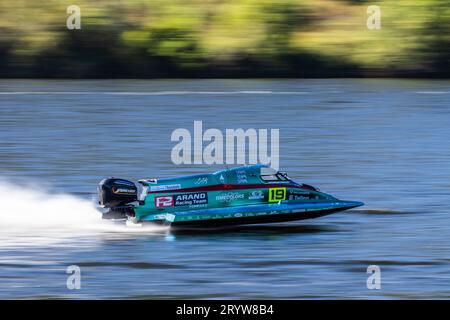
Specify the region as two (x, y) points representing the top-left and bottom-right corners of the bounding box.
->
(98, 178), (138, 208)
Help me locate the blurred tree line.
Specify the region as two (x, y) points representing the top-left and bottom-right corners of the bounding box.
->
(0, 0), (448, 78)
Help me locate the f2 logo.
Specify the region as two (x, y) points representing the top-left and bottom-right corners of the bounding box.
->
(155, 196), (174, 208)
(268, 188), (286, 202)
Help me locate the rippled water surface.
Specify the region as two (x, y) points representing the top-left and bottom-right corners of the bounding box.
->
(0, 79), (449, 299)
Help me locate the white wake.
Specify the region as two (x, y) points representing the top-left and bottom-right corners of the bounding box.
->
(0, 179), (167, 247)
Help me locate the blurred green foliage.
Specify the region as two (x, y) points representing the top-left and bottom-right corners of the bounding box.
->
(0, 0), (448, 77)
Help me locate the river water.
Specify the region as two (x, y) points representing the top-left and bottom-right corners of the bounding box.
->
(0, 79), (449, 299)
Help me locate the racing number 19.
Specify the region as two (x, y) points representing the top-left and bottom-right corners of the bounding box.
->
(269, 188), (286, 202)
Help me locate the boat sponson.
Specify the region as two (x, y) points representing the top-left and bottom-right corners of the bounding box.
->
(141, 201), (363, 226)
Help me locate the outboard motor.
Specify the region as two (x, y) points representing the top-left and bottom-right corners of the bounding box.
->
(98, 178), (138, 219)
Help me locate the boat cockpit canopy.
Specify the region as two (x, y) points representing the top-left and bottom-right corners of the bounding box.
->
(260, 167), (291, 182)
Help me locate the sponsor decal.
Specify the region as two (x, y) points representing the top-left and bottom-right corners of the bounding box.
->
(155, 196), (174, 208)
(288, 194), (310, 200)
(289, 189), (311, 194)
(287, 189), (315, 200)
(216, 192), (245, 202)
(189, 203), (208, 209)
(194, 177), (208, 185)
(268, 187), (286, 202)
(155, 193), (208, 207)
(112, 187), (135, 194)
(147, 179), (158, 184)
(219, 174), (225, 183)
(248, 190), (264, 200)
(236, 170), (248, 184)
(173, 192), (208, 206)
(165, 214), (176, 222)
(150, 184), (181, 192)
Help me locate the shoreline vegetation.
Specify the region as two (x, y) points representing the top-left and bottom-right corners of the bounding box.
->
(0, 0), (448, 78)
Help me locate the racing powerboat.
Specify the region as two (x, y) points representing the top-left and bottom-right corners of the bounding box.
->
(98, 165), (363, 227)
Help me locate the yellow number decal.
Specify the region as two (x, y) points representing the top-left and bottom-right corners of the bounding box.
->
(268, 188), (286, 202)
